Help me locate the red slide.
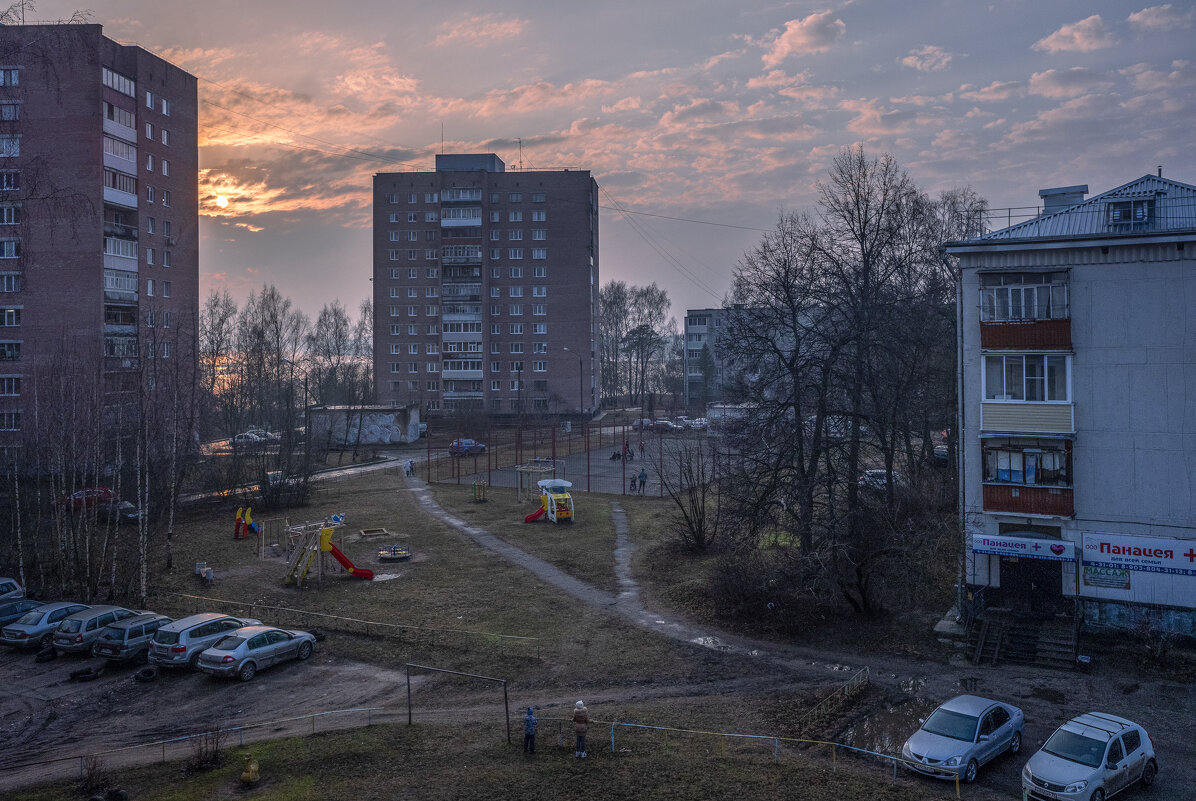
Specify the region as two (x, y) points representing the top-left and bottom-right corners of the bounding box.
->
(524, 506), (546, 523)
(327, 543), (374, 580)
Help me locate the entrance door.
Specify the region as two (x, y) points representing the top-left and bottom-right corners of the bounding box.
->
(999, 556), (1063, 614)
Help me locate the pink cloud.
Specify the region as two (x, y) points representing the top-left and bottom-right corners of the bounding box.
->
(762, 11), (845, 67)
(1028, 68), (1114, 98)
(1125, 59), (1196, 91)
(1128, 4), (1195, 32)
(1033, 15), (1115, 53)
(900, 45), (954, 72)
(839, 98), (919, 136)
(745, 68), (838, 103)
(432, 14), (527, 47)
(958, 80), (1024, 102)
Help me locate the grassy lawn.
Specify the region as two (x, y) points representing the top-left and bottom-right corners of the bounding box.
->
(9, 698), (992, 801)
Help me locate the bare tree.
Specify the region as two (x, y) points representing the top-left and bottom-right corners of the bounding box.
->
(655, 437), (725, 552)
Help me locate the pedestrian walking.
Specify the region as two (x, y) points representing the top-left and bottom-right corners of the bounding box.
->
(638, 468), (648, 495)
(638, 439), (645, 457)
(523, 707), (538, 754)
(573, 700), (590, 758)
(629, 475), (637, 494)
(405, 459), (415, 476)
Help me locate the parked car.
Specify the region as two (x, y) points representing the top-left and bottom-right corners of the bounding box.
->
(448, 438), (486, 456)
(91, 612), (172, 664)
(96, 500), (140, 525)
(901, 694), (1024, 783)
(196, 625), (316, 682)
(244, 428), (281, 441)
(689, 417), (709, 430)
(1022, 712), (1157, 801)
(418, 422), (428, 438)
(630, 418), (654, 431)
(148, 612), (263, 669)
(0, 602), (90, 649)
(53, 605), (139, 654)
(0, 576), (24, 600)
(858, 469), (907, 491)
(654, 420), (676, 432)
(0, 599), (45, 627)
(232, 432), (263, 446)
(58, 487), (115, 508)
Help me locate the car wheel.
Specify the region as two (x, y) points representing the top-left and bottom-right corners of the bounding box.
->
(238, 661), (256, 682)
(1009, 731), (1022, 755)
(188, 651), (202, 669)
(963, 759), (978, 784)
(297, 641), (313, 661)
(1141, 760), (1156, 787)
(1091, 789), (1105, 801)
(39, 632), (53, 648)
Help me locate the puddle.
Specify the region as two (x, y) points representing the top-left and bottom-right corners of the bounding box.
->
(690, 636), (732, 652)
(372, 573), (402, 582)
(839, 698), (937, 755)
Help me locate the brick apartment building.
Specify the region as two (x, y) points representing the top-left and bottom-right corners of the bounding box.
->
(373, 154), (598, 417)
(946, 174), (1196, 636)
(0, 23), (199, 457)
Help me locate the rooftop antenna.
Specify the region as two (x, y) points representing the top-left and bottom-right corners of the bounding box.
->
(440, 122), (444, 155)
(1157, 165), (1162, 178)
(517, 137), (523, 171)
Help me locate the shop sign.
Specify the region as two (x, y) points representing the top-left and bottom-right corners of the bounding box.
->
(1081, 532), (1196, 576)
(1082, 565), (1131, 590)
(971, 534), (1075, 562)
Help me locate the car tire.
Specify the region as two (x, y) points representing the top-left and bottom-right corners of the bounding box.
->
(134, 666), (158, 683)
(297, 641), (313, 661)
(238, 661), (256, 682)
(39, 632), (53, 648)
(34, 645), (56, 663)
(1009, 731), (1022, 755)
(1091, 790), (1105, 801)
(1141, 760), (1156, 787)
(188, 651), (202, 669)
(963, 759), (978, 784)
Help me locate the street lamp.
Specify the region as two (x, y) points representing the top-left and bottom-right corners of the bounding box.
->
(562, 346), (584, 415)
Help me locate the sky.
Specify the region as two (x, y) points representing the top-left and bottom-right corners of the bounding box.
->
(35, 0), (1196, 325)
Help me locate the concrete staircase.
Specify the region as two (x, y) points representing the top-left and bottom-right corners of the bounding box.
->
(969, 610), (1078, 669)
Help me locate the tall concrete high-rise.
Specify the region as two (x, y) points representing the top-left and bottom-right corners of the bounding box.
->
(373, 154), (599, 417)
(0, 23), (199, 458)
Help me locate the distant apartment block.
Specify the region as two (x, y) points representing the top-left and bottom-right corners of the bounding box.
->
(372, 154), (599, 416)
(0, 24), (199, 456)
(946, 174), (1196, 634)
(682, 307), (731, 409)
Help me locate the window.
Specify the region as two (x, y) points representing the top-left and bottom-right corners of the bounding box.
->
(161, 281), (171, 298)
(980, 273), (1068, 322)
(406, 231), (418, 242)
(427, 380), (439, 391)
(983, 441), (1070, 487)
(531, 192), (545, 202)
(425, 211), (439, 222)
(408, 305), (417, 316)
(490, 266), (501, 279)
(490, 287), (500, 298)
(0, 204), (18, 225)
(0, 171), (18, 191)
(490, 323), (502, 335)
(509, 286), (523, 297)
(0, 135), (19, 158)
(407, 287), (417, 298)
(389, 363), (400, 373)
(1107, 199), (1154, 228)
(0, 411), (19, 430)
(532, 229), (546, 240)
(388, 306), (401, 317)
(162, 341), (171, 359)
(0, 376), (18, 395)
(145, 90), (155, 109)
(146, 217), (155, 234)
(163, 312), (171, 328)
(145, 122), (153, 139)
(533, 323), (547, 335)
(145, 278), (154, 296)
(408, 267), (417, 278)
(426, 343), (439, 354)
(162, 188), (171, 207)
(533, 361), (547, 372)
(510, 323), (523, 334)
(426, 267), (438, 278)
(490, 193), (500, 203)
(408, 249), (418, 260)
(104, 270), (136, 293)
(101, 67), (131, 95)
(509, 304), (523, 315)
(490, 248), (502, 260)
(0, 308), (18, 326)
(426, 286), (438, 298)
(1122, 730), (1141, 754)
(532, 342), (547, 353)
(491, 379), (501, 391)
(160, 160), (170, 176)
(0, 239), (18, 258)
(508, 229), (522, 240)
(408, 192), (417, 203)
(490, 211), (500, 223)
(105, 168), (138, 195)
(146, 185), (154, 203)
(424, 193), (438, 203)
(147, 154), (155, 171)
(531, 248), (547, 260)
(532, 286), (546, 297)
(407, 344), (419, 354)
(490, 230), (501, 241)
(161, 129), (170, 146)
(509, 192), (522, 202)
(532, 304), (547, 316)
(509, 248), (523, 259)
(490, 304), (501, 315)
(0, 341), (18, 360)
(409, 362), (419, 373)
(490, 341), (501, 354)
(425, 230), (437, 241)
(533, 265), (546, 278)
(984, 354), (1069, 401)
(161, 98), (171, 116)
(425, 249), (438, 260)
(509, 210), (523, 222)
(162, 251), (171, 267)
(532, 210), (546, 222)
(510, 343), (524, 354)
(491, 361), (501, 373)
(388, 249), (400, 260)
(145, 248), (154, 265)
(425, 305), (438, 315)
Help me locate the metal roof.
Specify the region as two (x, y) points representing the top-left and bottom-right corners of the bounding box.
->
(966, 175), (1196, 243)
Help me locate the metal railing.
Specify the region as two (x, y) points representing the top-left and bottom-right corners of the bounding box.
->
(793, 666), (871, 734)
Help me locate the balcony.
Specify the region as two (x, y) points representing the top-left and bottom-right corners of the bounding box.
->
(983, 484), (1073, 517)
(980, 319), (1070, 349)
(103, 221), (138, 240)
(981, 402), (1073, 435)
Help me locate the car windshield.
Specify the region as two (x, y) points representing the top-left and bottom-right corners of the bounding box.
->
(213, 635), (246, 650)
(921, 708), (979, 741)
(59, 619), (83, 633)
(1043, 729), (1106, 768)
(15, 609), (45, 625)
(153, 630), (180, 644)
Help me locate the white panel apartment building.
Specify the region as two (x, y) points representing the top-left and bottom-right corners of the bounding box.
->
(946, 174), (1196, 634)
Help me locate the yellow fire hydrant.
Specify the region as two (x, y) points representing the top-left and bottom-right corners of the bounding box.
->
(240, 754), (260, 784)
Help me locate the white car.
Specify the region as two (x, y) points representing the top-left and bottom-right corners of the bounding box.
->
(1022, 712), (1157, 801)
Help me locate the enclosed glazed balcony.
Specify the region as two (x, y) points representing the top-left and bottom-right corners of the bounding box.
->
(979, 272), (1070, 350)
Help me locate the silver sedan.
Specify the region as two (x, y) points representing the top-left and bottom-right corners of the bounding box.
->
(902, 694), (1024, 783)
(196, 625), (316, 682)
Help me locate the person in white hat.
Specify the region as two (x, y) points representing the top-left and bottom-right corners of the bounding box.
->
(572, 700), (590, 758)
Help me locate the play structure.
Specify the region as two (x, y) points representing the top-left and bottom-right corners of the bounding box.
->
(284, 513), (375, 587)
(516, 459), (563, 502)
(524, 478), (575, 524)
